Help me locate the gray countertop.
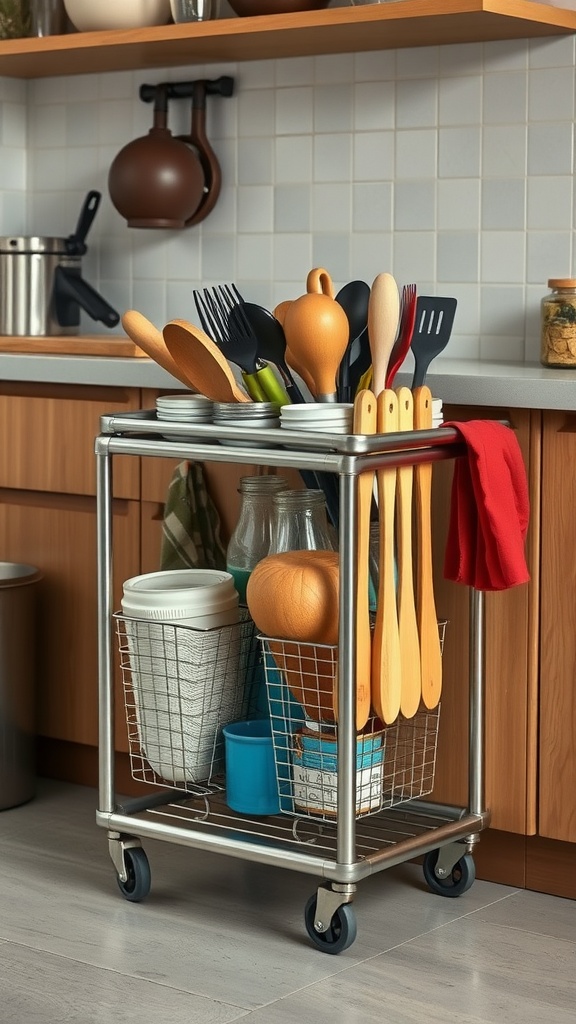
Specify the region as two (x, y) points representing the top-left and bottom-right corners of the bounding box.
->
(3, 351), (576, 411)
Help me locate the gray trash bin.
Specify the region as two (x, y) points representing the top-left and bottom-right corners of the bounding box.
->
(0, 562), (43, 810)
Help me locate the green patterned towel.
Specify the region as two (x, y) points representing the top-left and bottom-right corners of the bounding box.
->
(160, 461), (226, 571)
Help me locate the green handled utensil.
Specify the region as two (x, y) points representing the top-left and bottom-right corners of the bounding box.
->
(194, 285), (290, 405)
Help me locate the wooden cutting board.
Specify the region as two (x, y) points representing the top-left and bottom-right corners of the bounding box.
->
(0, 334), (148, 357)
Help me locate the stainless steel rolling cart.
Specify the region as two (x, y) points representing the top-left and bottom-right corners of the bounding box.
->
(95, 410), (490, 954)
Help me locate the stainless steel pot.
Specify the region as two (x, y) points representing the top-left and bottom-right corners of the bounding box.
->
(0, 191), (120, 337)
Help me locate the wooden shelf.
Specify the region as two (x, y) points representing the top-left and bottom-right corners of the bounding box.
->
(1, 1), (575, 78)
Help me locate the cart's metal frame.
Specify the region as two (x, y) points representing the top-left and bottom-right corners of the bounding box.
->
(95, 411), (490, 940)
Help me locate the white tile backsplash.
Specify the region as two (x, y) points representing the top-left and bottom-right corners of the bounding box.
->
(275, 87), (314, 136)
(528, 121), (574, 175)
(482, 179), (526, 231)
(483, 71), (528, 124)
(4, 32), (576, 362)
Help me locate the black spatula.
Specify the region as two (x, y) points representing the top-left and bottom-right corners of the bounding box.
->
(410, 296), (457, 389)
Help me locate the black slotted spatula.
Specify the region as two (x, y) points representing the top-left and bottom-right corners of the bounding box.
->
(410, 296), (457, 390)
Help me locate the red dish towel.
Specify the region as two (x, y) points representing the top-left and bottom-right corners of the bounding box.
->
(443, 420), (530, 591)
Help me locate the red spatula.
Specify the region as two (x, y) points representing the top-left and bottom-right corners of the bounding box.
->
(385, 283), (417, 389)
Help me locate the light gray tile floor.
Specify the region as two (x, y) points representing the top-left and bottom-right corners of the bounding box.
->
(0, 780), (573, 1023)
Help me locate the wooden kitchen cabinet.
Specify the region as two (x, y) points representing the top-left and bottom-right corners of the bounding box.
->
(538, 410), (576, 844)
(0, 489), (140, 750)
(0, 384), (143, 773)
(0, 382), (140, 499)
(429, 406), (540, 837)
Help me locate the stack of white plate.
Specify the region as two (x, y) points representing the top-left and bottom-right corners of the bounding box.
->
(432, 398), (443, 428)
(156, 394), (213, 441)
(280, 402), (354, 435)
(213, 401), (280, 447)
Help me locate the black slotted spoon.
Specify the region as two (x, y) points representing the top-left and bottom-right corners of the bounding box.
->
(410, 296), (457, 390)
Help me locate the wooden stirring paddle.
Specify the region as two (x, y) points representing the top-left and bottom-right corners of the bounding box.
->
(395, 386), (421, 720)
(163, 319), (251, 403)
(122, 310), (190, 387)
(413, 386), (443, 709)
(372, 390), (401, 725)
(352, 389), (377, 731)
(368, 272), (400, 399)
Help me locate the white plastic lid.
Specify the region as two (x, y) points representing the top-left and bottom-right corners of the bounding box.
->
(121, 569), (238, 621)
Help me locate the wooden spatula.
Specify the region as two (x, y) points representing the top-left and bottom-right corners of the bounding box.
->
(413, 386), (443, 710)
(372, 390), (401, 725)
(395, 386), (421, 720)
(122, 310), (190, 387)
(352, 389), (377, 731)
(163, 319), (251, 403)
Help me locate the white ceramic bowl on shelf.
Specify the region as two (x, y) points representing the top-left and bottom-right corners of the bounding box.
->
(64, 0), (171, 31)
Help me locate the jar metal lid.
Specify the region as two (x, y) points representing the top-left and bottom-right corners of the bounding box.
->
(547, 278), (576, 288)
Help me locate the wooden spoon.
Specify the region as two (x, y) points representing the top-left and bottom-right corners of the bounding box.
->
(413, 386), (443, 710)
(352, 389), (377, 731)
(163, 319), (251, 403)
(372, 390), (401, 725)
(368, 272), (400, 397)
(283, 293), (349, 402)
(121, 309), (191, 387)
(395, 385), (421, 719)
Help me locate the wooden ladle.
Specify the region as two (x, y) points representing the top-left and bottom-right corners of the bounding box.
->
(283, 290), (349, 402)
(163, 319), (251, 403)
(121, 309), (191, 387)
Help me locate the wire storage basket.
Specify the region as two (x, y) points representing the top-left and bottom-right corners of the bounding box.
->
(259, 625), (445, 823)
(115, 609), (260, 794)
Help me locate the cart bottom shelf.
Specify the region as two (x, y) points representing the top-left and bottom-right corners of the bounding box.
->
(98, 792), (488, 883)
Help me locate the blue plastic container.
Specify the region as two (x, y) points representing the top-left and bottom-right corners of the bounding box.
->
(223, 719), (280, 815)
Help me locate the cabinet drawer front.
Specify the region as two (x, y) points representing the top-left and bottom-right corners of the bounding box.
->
(0, 383), (140, 498)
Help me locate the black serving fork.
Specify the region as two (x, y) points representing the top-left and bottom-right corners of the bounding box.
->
(194, 285), (288, 404)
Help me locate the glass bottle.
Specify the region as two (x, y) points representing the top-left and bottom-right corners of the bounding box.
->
(541, 279), (576, 368)
(226, 475), (289, 603)
(269, 489), (336, 554)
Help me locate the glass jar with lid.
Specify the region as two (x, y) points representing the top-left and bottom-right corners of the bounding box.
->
(226, 474), (289, 603)
(541, 279), (576, 367)
(269, 489), (336, 555)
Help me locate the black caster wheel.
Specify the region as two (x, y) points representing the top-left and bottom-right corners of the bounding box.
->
(423, 849), (476, 898)
(116, 846), (151, 903)
(304, 894), (357, 954)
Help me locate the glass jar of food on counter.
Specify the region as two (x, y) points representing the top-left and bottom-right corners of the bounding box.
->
(541, 279), (576, 368)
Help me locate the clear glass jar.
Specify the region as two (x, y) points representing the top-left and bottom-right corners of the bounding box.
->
(541, 279), (576, 367)
(269, 489), (336, 554)
(226, 475), (289, 603)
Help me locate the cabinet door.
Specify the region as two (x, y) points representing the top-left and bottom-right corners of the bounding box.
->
(539, 411), (576, 842)
(0, 488), (140, 751)
(430, 407), (539, 835)
(0, 382), (140, 498)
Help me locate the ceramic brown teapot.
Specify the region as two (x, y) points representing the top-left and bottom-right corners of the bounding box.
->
(108, 84), (206, 229)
